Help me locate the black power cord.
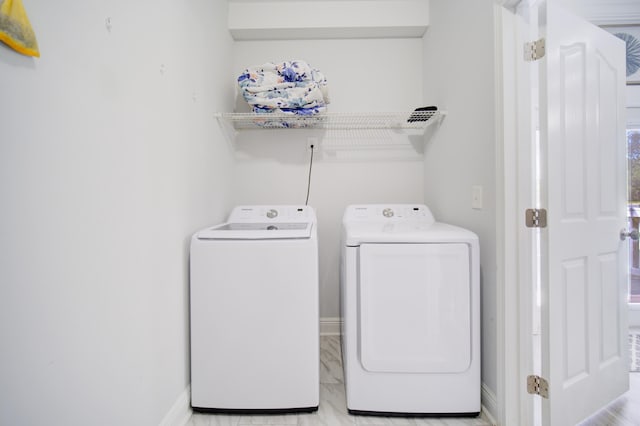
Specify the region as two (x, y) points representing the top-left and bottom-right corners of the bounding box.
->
(305, 144), (314, 205)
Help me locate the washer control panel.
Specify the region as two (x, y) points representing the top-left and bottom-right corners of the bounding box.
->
(230, 205), (314, 223)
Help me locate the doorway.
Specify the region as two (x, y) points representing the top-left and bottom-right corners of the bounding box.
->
(628, 104), (640, 327)
(500, 1), (629, 424)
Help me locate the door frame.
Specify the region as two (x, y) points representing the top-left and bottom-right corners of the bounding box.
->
(497, 0), (639, 425)
(495, 1), (538, 424)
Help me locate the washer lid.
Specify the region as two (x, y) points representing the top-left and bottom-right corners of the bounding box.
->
(197, 222), (313, 240)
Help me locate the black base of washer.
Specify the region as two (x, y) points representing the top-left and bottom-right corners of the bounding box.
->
(192, 405), (318, 415)
(348, 409), (480, 418)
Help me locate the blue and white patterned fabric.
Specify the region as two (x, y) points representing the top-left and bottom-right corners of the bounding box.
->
(237, 60), (330, 117)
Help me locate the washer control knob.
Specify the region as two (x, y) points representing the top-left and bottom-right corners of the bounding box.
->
(266, 209), (278, 219)
(382, 208), (394, 218)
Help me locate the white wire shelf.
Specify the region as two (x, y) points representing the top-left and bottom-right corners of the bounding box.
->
(214, 111), (445, 131)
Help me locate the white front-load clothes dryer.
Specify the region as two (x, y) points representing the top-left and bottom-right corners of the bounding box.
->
(190, 205), (319, 413)
(340, 204), (480, 416)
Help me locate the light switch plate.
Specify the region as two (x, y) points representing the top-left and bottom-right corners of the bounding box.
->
(472, 185), (483, 210)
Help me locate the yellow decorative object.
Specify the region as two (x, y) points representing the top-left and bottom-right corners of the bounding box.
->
(0, 0), (39, 57)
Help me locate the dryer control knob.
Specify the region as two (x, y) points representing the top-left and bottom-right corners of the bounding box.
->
(382, 208), (394, 218)
(266, 209), (278, 219)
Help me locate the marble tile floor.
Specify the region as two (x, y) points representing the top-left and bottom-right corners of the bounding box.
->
(578, 372), (640, 426)
(577, 329), (640, 425)
(186, 336), (492, 426)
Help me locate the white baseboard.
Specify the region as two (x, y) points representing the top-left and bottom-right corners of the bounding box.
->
(481, 383), (499, 426)
(159, 385), (192, 426)
(320, 317), (342, 336)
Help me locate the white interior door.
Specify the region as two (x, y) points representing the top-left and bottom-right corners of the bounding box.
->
(539, 1), (628, 425)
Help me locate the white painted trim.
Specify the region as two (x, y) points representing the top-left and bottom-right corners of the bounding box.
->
(629, 304), (640, 327)
(514, 2), (539, 425)
(581, 3), (640, 26)
(498, 2), (542, 425)
(495, 4), (507, 425)
(550, 0), (640, 25)
(320, 317), (342, 336)
(482, 383), (499, 426)
(158, 385), (192, 426)
(495, 0), (523, 11)
(496, 3), (524, 426)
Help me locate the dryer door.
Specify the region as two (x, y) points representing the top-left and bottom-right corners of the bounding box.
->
(358, 243), (471, 373)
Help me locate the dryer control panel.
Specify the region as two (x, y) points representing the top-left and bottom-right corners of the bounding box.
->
(344, 204), (434, 222)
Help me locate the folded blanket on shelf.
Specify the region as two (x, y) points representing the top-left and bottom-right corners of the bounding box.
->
(238, 60), (329, 115)
(253, 105), (328, 116)
(250, 113), (327, 129)
(250, 105), (328, 128)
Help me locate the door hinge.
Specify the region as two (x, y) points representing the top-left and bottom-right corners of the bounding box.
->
(526, 208), (547, 228)
(524, 38), (546, 61)
(527, 375), (549, 399)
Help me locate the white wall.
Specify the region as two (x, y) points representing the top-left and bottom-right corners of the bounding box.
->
(422, 0), (499, 403)
(0, 1), (234, 425)
(231, 39), (426, 318)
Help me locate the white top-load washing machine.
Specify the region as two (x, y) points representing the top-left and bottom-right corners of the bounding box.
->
(341, 204), (480, 416)
(190, 205), (319, 413)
